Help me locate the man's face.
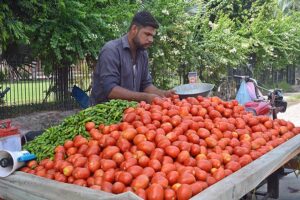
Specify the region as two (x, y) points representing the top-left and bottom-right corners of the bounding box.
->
(133, 25), (156, 50)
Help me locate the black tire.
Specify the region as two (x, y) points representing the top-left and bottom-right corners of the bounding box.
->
(217, 80), (237, 101)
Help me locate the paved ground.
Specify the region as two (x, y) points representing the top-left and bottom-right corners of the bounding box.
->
(10, 110), (78, 135)
(278, 96), (300, 127)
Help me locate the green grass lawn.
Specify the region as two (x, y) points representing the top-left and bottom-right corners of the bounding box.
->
(1, 80), (55, 106)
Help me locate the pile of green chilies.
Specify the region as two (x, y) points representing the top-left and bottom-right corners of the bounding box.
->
(23, 100), (137, 161)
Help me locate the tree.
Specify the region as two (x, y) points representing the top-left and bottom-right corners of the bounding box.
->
(192, 0), (300, 84)
(193, 0), (252, 83)
(0, 2), (29, 52)
(141, 0), (200, 88)
(243, 1), (300, 76)
(0, 1), (32, 79)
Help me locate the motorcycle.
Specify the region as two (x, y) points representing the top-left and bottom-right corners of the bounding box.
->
(234, 75), (287, 119)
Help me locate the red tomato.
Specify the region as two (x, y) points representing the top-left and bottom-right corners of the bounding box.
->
(149, 159), (162, 172)
(161, 122), (173, 133)
(116, 137), (131, 152)
(135, 188), (147, 199)
(150, 148), (164, 162)
(177, 184), (193, 200)
(146, 183), (164, 200)
(165, 188), (176, 200)
(112, 152), (125, 165)
(191, 181), (203, 195)
(63, 165), (74, 177)
(101, 181), (113, 193)
(212, 167), (225, 181)
(85, 145), (100, 157)
(73, 179), (87, 186)
(151, 174), (169, 188)
(88, 158), (101, 173)
(178, 172), (196, 184)
(103, 169), (115, 182)
(133, 134), (147, 145)
(225, 161), (241, 172)
(112, 182), (125, 194)
(161, 163), (176, 174)
(64, 140), (74, 149)
(137, 141), (155, 155)
(197, 159), (212, 172)
(102, 146), (120, 159)
(131, 174), (149, 190)
(127, 165), (143, 178)
(197, 128), (210, 139)
(123, 112), (137, 123)
(73, 156), (87, 168)
(194, 167), (207, 181)
(117, 171), (133, 186)
(143, 167), (155, 178)
(122, 128), (137, 141)
(167, 171), (179, 185)
(177, 151), (190, 164)
(100, 159), (117, 171)
(72, 167), (90, 179)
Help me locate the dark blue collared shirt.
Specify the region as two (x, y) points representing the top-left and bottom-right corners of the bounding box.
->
(89, 34), (152, 105)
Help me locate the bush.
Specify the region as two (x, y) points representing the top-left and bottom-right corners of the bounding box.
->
(277, 81), (294, 92)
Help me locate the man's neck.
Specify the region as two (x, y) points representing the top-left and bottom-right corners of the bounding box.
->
(127, 35), (137, 61)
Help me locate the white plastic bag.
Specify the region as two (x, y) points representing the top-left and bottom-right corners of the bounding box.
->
(236, 80), (252, 105)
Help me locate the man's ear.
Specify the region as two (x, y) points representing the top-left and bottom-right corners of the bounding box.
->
(131, 24), (139, 35)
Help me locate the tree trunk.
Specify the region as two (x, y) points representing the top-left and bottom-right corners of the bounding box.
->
(54, 65), (71, 108)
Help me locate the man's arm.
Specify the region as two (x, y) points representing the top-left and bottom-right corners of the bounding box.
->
(108, 86), (160, 103)
(143, 84), (176, 98)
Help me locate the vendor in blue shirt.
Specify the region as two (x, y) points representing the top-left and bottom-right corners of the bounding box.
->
(90, 11), (175, 105)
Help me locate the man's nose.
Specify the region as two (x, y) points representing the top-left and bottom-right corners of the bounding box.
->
(148, 36), (153, 43)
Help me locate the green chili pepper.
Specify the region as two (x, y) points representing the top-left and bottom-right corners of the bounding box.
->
(23, 99), (137, 161)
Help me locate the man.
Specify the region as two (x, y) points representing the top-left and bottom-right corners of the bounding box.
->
(89, 11), (174, 105)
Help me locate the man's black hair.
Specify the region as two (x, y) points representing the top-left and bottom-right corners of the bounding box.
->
(130, 11), (159, 29)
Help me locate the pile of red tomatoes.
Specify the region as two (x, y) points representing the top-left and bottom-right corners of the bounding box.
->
(21, 95), (300, 200)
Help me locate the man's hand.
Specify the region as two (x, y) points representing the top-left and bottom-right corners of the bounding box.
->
(144, 85), (177, 98)
(145, 93), (161, 104)
(163, 89), (176, 98)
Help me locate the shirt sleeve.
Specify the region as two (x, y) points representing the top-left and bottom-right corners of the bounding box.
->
(92, 47), (120, 102)
(140, 52), (153, 91)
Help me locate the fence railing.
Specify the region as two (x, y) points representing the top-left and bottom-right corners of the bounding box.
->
(0, 60), (92, 119)
(0, 58), (297, 119)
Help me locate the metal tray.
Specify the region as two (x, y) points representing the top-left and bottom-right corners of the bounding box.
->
(173, 83), (214, 99)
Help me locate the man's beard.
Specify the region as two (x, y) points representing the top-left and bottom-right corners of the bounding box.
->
(133, 35), (146, 50)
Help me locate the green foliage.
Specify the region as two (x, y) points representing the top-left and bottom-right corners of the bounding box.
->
(194, 13), (250, 83)
(243, 1), (300, 72)
(25, 1), (105, 72)
(0, 1), (29, 50)
(1, 1), (131, 71)
(277, 81), (294, 92)
(288, 94), (300, 102)
(193, 0), (300, 84)
(263, 79), (294, 92)
(93, 1), (138, 43)
(1, 0), (300, 91)
(142, 0), (200, 88)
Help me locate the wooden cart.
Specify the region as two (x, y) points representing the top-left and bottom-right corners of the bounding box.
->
(1, 134), (300, 200)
